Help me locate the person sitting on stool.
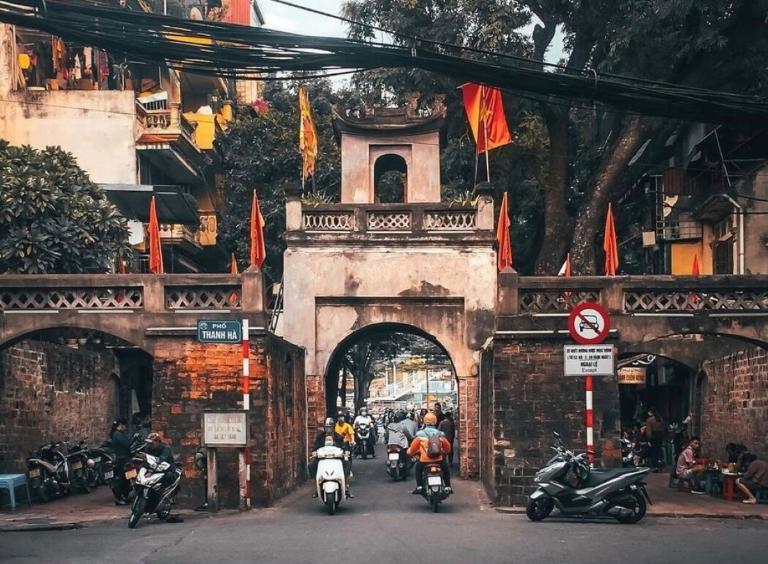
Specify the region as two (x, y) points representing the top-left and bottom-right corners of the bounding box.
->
(736, 453), (768, 504)
(676, 436), (706, 494)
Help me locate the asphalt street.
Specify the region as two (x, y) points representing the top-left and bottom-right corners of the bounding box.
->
(1, 445), (767, 564)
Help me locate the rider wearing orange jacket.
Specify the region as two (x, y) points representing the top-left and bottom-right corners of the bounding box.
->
(407, 412), (452, 494)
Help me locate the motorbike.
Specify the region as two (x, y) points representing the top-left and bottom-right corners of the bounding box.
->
(128, 452), (182, 529)
(26, 442), (71, 501)
(88, 442), (117, 486)
(621, 438), (635, 468)
(526, 432), (652, 524)
(355, 421), (374, 459)
(386, 444), (410, 481)
(314, 436), (348, 515)
(113, 444), (146, 503)
(66, 439), (97, 491)
(416, 462), (451, 513)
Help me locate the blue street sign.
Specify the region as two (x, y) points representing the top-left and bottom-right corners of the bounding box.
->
(197, 320), (242, 344)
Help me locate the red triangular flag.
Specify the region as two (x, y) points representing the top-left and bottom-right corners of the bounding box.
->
(250, 191), (266, 269)
(461, 83), (513, 154)
(692, 254), (700, 275)
(496, 192), (513, 271)
(147, 195), (164, 274)
(603, 203), (619, 276)
(558, 253), (572, 277)
(230, 253), (239, 274)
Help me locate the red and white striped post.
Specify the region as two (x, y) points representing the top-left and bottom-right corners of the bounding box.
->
(585, 374), (594, 464)
(241, 318), (252, 508)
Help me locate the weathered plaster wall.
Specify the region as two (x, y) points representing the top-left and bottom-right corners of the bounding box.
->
(0, 90), (137, 184)
(0, 340), (120, 473)
(341, 131), (441, 203)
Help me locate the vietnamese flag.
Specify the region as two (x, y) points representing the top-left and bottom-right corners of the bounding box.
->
(299, 87), (318, 179)
(230, 252), (239, 274)
(461, 83), (513, 154)
(496, 192), (513, 271)
(603, 202), (619, 276)
(249, 190), (266, 269)
(147, 195), (164, 274)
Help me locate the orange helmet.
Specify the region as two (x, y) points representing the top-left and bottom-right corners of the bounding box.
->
(424, 412), (437, 426)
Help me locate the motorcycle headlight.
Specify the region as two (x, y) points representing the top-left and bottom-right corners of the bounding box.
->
(86, 458), (96, 468)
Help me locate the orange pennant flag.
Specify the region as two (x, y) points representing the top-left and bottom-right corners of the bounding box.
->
(147, 195), (164, 274)
(461, 83), (513, 154)
(250, 190), (266, 269)
(298, 86), (318, 179)
(558, 253), (572, 277)
(691, 253), (701, 275)
(603, 202), (619, 276)
(230, 252), (239, 274)
(496, 192), (513, 271)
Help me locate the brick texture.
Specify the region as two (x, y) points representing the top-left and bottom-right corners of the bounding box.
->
(486, 339), (620, 506)
(0, 340), (120, 472)
(152, 334), (306, 509)
(701, 346), (768, 458)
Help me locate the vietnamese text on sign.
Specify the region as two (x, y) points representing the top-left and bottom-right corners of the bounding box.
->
(202, 412), (247, 446)
(197, 320), (242, 344)
(564, 345), (615, 376)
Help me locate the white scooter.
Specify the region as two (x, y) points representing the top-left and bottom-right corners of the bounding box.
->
(315, 436), (349, 515)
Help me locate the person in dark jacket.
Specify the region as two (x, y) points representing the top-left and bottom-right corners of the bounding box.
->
(109, 418), (131, 505)
(438, 411), (456, 467)
(143, 433), (183, 523)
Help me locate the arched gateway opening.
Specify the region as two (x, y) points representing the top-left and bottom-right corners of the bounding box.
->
(324, 323), (459, 459)
(0, 326), (153, 473)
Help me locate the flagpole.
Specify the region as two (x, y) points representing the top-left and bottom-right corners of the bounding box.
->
(301, 157), (305, 192)
(482, 87), (491, 182)
(473, 151), (479, 185)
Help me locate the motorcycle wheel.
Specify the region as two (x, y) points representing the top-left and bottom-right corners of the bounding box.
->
(431, 496), (440, 513)
(85, 467), (99, 489)
(128, 496), (146, 529)
(35, 473), (50, 503)
(526, 496), (555, 521)
(615, 491), (647, 524)
(325, 496), (336, 515)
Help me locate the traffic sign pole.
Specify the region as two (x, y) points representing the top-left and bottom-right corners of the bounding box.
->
(585, 374), (594, 464)
(241, 318), (251, 508)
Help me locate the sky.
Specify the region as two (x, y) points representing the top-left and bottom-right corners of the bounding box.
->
(258, 0), (566, 64)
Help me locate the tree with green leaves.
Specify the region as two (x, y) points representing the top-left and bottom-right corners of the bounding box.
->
(342, 0), (768, 274)
(0, 141), (130, 274)
(215, 79), (365, 282)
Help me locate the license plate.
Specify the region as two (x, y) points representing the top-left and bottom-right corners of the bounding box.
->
(29, 468), (40, 478)
(427, 476), (443, 486)
(104, 471), (114, 479)
(125, 469), (137, 480)
(71, 461), (82, 469)
(92, 457), (101, 463)
(388, 453), (400, 461)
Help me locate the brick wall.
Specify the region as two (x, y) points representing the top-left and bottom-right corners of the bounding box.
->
(0, 340), (120, 472)
(151, 333), (306, 509)
(701, 346), (768, 458)
(488, 338), (620, 506)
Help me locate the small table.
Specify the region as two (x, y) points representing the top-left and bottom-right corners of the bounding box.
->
(721, 471), (742, 501)
(0, 474), (32, 511)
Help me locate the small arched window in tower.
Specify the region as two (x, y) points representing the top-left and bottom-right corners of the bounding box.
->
(373, 154), (407, 203)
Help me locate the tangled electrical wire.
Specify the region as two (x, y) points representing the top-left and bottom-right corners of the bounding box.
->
(1, 0), (767, 123)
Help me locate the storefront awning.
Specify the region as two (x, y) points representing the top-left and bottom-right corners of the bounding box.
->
(101, 184), (199, 225)
(693, 193), (737, 223)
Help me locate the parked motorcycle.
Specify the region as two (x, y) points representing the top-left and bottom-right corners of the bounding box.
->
(416, 462), (451, 512)
(385, 444), (410, 481)
(526, 432), (651, 524)
(88, 442), (117, 486)
(66, 439), (97, 492)
(314, 436), (348, 515)
(113, 444), (146, 504)
(26, 442), (71, 501)
(128, 452), (182, 529)
(621, 438), (635, 468)
(355, 421), (374, 459)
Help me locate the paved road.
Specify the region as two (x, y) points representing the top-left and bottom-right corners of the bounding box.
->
(2, 445), (767, 563)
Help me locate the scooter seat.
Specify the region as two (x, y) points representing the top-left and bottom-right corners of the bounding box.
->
(583, 467), (643, 487)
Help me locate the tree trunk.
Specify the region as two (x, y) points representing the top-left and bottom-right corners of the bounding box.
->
(570, 116), (658, 274)
(534, 107), (574, 274)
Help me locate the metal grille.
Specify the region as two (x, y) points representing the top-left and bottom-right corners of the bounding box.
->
(165, 286), (242, 309)
(519, 290), (600, 313)
(424, 211), (476, 230)
(0, 287), (143, 310)
(623, 290), (768, 312)
(302, 212), (354, 231)
(367, 211), (411, 231)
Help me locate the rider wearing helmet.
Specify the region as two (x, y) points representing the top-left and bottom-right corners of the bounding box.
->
(353, 407), (376, 457)
(407, 412), (452, 495)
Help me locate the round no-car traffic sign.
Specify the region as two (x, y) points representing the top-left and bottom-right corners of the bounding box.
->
(567, 302), (611, 345)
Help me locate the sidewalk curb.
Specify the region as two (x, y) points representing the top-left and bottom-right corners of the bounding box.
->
(493, 506), (768, 520)
(0, 522), (82, 532)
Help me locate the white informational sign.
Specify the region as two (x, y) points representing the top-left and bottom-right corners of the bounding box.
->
(202, 412), (248, 447)
(564, 345), (615, 376)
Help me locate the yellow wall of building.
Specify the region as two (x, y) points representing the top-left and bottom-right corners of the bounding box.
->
(670, 240), (712, 275)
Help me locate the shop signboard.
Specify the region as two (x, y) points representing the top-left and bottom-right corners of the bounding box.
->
(617, 366), (646, 384)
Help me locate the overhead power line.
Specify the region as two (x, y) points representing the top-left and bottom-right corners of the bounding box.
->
(0, 0), (766, 123)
